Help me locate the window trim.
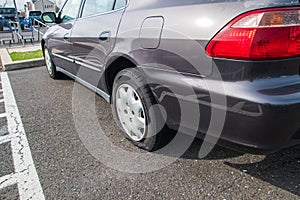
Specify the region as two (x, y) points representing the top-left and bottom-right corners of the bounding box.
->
(58, 0), (85, 22)
(78, 0), (128, 19)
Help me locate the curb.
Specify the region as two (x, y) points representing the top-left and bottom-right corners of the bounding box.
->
(0, 45), (44, 72)
(1, 57), (45, 71)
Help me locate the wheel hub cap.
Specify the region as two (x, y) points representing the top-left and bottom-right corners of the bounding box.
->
(44, 49), (53, 75)
(116, 84), (146, 141)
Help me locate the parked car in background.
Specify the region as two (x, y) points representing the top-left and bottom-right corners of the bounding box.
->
(0, 7), (16, 21)
(28, 10), (42, 25)
(41, 0), (300, 153)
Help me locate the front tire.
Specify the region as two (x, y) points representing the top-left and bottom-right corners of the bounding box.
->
(112, 68), (171, 151)
(44, 47), (59, 79)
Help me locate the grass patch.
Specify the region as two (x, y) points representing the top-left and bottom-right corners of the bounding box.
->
(10, 49), (43, 61)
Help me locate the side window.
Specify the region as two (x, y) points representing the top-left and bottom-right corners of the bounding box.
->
(81, 0), (114, 17)
(114, 0), (126, 10)
(60, 0), (82, 22)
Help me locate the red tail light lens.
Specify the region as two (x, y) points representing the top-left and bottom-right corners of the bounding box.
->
(206, 7), (300, 60)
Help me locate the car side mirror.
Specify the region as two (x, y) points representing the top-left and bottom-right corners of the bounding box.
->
(42, 12), (56, 23)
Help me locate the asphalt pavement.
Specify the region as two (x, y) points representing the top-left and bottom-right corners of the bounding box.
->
(0, 66), (299, 199)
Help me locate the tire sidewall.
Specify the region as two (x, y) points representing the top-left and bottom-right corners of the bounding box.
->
(44, 47), (57, 79)
(112, 68), (158, 150)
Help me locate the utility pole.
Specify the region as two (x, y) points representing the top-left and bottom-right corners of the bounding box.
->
(41, 0), (45, 12)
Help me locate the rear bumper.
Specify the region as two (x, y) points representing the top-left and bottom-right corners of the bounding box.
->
(142, 67), (300, 152)
(218, 99), (300, 152)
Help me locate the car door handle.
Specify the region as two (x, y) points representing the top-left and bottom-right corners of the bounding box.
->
(99, 31), (111, 41)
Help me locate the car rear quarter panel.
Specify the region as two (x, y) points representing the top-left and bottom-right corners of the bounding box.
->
(112, 0), (300, 76)
(110, 0), (300, 151)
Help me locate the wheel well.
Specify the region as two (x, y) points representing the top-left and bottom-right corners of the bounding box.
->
(105, 56), (136, 95)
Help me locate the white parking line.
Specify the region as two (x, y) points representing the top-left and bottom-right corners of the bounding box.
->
(0, 134), (17, 145)
(0, 113), (7, 118)
(0, 72), (45, 199)
(0, 173), (18, 189)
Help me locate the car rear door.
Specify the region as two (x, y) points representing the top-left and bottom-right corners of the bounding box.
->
(70, 0), (127, 87)
(48, 0), (82, 75)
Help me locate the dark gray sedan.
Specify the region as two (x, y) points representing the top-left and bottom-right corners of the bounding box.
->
(41, 0), (300, 153)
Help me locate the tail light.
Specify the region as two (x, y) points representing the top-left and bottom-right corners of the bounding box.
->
(206, 7), (300, 60)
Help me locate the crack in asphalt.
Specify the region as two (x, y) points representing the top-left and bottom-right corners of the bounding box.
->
(9, 111), (26, 166)
(219, 177), (241, 194)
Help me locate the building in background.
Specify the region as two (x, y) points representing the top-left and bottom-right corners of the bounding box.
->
(26, 2), (34, 10)
(33, 0), (55, 12)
